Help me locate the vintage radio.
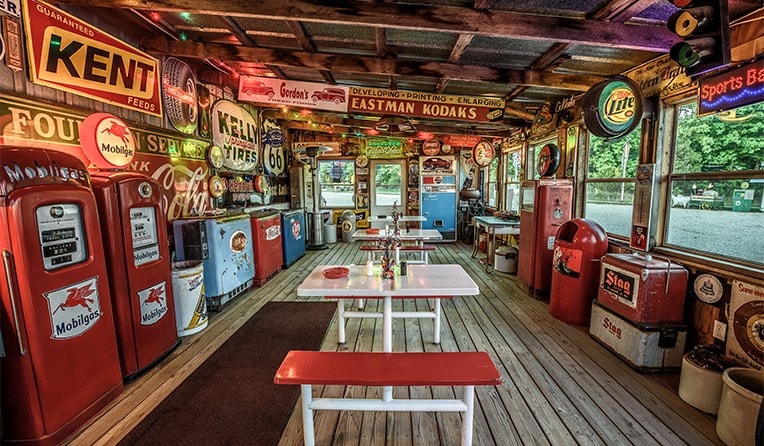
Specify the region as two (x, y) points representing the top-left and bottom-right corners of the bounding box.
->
(597, 253), (688, 324)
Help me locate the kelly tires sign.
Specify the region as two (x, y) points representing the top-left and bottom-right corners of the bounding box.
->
(22, 0), (162, 117)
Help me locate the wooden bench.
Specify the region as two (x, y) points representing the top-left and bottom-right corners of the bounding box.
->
(688, 194), (725, 210)
(274, 351), (503, 446)
(324, 295), (449, 344)
(359, 244), (437, 263)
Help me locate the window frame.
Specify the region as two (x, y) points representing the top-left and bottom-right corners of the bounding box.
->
(317, 158), (356, 209)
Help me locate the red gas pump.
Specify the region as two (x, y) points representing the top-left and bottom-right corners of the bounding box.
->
(517, 178), (573, 297)
(91, 172), (179, 379)
(0, 147), (123, 445)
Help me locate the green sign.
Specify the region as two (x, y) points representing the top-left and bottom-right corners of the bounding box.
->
(365, 139), (405, 158)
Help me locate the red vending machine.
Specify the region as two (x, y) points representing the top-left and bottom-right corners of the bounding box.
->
(518, 178), (573, 296)
(250, 211), (283, 286)
(90, 172), (179, 379)
(0, 148), (123, 445)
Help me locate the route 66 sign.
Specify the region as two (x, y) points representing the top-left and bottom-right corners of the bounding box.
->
(262, 118), (286, 175)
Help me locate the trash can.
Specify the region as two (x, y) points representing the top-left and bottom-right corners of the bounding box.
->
(171, 261), (208, 337)
(340, 210), (356, 242)
(732, 189), (754, 212)
(323, 223), (338, 244)
(494, 245), (518, 273)
(549, 218), (608, 325)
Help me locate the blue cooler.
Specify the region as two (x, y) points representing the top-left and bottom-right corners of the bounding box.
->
(281, 210), (306, 267)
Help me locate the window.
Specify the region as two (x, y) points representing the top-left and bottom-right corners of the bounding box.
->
(665, 100), (764, 265)
(503, 150), (522, 213)
(318, 159), (355, 208)
(486, 157), (499, 208)
(373, 163), (403, 206)
(583, 126), (642, 238)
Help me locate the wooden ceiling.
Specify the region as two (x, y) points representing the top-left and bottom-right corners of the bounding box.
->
(52, 0), (762, 136)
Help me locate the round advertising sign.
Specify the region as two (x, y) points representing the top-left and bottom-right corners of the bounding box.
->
(422, 139), (440, 156)
(472, 141), (495, 167)
(583, 76), (644, 140)
(79, 113), (136, 169)
(536, 143), (561, 177)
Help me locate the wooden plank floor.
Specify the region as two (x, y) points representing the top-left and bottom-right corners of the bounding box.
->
(68, 240), (720, 446)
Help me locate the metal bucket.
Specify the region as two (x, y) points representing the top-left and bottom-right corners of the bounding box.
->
(171, 261), (208, 336)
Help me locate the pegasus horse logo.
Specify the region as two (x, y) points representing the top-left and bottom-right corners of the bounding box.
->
(53, 283), (96, 314)
(101, 120), (132, 146)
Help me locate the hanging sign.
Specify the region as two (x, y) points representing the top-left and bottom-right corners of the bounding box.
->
(624, 54), (692, 98)
(22, 0), (161, 117)
(238, 76), (348, 112)
(583, 76), (644, 140)
(348, 87), (505, 124)
(79, 113), (136, 169)
(261, 118), (286, 175)
(472, 141), (495, 167)
(211, 99), (258, 172)
(443, 135), (482, 147)
(698, 59), (764, 116)
(365, 139), (405, 158)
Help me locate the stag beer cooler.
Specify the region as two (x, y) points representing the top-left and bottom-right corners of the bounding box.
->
(90, 172), (179, 379)
(174, 214), (254, 311)
(281, 209), (306, 267)
(0, 148), (123, 445)
(517, 179), (572, 296)
(250, 211), (283, 286)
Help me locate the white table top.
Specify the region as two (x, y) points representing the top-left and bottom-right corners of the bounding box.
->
(297, 264), (479, 297)
(351, 229), (443, 241)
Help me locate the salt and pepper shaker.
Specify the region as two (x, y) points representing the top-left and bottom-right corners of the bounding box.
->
(366, 259), (374, 276)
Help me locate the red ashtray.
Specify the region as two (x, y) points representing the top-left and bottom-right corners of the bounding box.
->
(365, 228), (381, 235)
(322, 267), (349, 279)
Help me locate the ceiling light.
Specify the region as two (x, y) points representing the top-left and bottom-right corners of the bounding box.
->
(373, 115), (415, 133)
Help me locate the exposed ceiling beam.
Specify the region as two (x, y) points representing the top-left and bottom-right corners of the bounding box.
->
(54, 0), (678, 52)
(143, 37), (604, 91)
(286, 20), (317, 52)
(375, 28), (388, 57)
(448, 34), (474, 63)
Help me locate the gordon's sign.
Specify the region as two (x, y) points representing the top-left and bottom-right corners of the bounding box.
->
(22, 0), (162, 117)
(348, 87), (505, 124)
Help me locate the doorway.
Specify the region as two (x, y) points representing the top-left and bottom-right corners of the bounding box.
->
(369, 159), (405, 222)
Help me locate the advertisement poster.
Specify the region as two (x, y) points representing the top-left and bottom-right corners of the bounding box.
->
(630, 164), (656, 251)
(727, 280), (764, 370)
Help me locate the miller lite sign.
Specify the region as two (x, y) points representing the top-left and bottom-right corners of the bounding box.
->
(582, 76), (644, 141)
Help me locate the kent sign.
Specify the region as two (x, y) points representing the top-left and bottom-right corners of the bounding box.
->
(22, 0), (162, 117)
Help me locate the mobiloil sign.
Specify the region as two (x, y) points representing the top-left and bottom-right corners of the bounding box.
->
(583, 75), (644, 140)
(22, 0), (161, 116)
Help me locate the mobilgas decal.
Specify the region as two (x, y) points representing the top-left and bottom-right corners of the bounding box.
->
(600, 266), (640, 308)
(45, 276), (102, 339)
(22, 0), (161, 116)
(211, 99), (258, 172)
(1, 158), (88, 184)
(138, 281), (168, 326)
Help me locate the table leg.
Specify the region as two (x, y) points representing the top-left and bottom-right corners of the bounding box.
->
(486, 229), (494, 273)
(433, 299), (441, 344)
(383, 296), (392, 352)
(301, 384), (316, 446)
(471, 222), (481, 258)
(461, 385), (475, 446)
(337, 299), (346, 343)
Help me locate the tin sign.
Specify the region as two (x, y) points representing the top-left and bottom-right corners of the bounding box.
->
(211, 99), (258, 172)
(601, 266), (640, 308)
(22, 0), (161, 116)
(45, 276), (102, 339)
(238, 76), (349, 112)
(137, 281), (169, 325)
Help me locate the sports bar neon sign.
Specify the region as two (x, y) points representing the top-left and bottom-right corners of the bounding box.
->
(698, 59), (764, 116)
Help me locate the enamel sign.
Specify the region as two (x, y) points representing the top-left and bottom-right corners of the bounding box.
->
(22, 0), (161, 116)
(211, 99), (258, 172)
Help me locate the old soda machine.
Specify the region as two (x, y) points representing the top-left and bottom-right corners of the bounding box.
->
(420, 156), (457, 241)
(90, 172), (179, 379)
(517, 178), (572, 296)
(589, 252), (689, 371)
(249, 211), (283, 286)
(0, 148), (123, 445)
(281, 209), (306, 268)
(174, 214), (254, 311)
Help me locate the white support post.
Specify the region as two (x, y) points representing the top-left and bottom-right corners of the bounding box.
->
(461, 386), (475, 446)
(433, 299), (441, 344)
(301, 385), (315, 446)
(336, 299), (345, 343)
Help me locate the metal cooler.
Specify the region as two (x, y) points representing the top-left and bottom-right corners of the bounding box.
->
(250, 211), (283, 286)
(281, 209), (306, 267)
(174, 214), (254, 311)
(589, 300), (687, 372)
(598, 253), (688, 324)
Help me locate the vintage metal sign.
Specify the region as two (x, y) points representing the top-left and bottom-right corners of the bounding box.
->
(348, 87), (505, 123)
(624, 54), (692, 98)
(0, 0), (20, 17)
(211, 99), (258, 172)
(582, 76), (643, 140)
(365, 138), (405, 158)
(22, 0), (161, 116)
(238, 76), (349, 112)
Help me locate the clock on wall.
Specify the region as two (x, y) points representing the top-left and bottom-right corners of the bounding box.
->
(355, 154), (369, 168)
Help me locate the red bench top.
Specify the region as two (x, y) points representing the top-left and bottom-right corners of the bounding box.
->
(360, 245), (436, 251)
(274, 351), (503, 387)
